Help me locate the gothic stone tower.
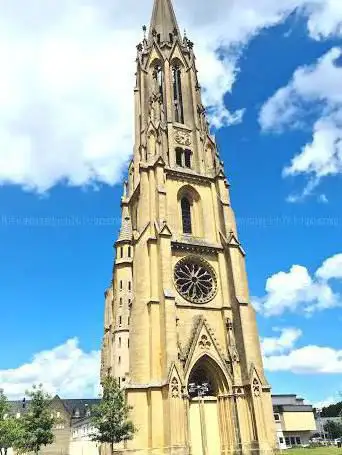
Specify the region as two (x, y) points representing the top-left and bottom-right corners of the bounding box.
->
(101, 1), (276, 454)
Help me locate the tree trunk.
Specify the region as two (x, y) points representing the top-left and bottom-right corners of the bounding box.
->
(110, 442), (114, 455)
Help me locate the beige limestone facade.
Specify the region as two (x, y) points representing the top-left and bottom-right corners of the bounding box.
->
(101, 1), (277, 454)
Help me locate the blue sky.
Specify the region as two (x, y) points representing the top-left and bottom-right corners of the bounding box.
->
(0, 0), (341, 406)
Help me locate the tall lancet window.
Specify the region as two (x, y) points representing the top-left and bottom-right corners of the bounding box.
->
(153, 63), (164, 102)
(155, 64), (164, 103)
(181, 197), (192, 234)
(172, 65), (184, 124)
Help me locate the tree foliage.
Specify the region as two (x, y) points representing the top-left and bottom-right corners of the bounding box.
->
(318, 401), (342, 418)
(323, 420), (342, 439)
(91, 377), (136, 453)
(0, 389), (23, 455)
(15, 385), (55, 455)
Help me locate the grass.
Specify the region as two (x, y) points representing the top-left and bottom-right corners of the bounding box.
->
(282, 448), (342, 454)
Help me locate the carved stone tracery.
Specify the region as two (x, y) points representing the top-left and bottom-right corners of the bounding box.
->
(253, 379), (261, 397)
(198, 334), (211, 350)
(171, 377), (180, 398)
(174, 256), (217, 304)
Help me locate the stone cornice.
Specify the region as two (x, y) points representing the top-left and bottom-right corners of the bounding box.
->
(165, 167), (212, 186)
(175, 303), (231, 311)
(171, 238), (222, 256)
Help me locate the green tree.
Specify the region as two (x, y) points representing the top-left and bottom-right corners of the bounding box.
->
(318, 401), (342, 418)
(323, 420), (342, 439)
(91, 377), (136, 455)
(0, 389), (23, 455)
(16, 385), (55, 455)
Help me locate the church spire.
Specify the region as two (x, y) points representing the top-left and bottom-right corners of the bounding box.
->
(148, 0), (181, 44)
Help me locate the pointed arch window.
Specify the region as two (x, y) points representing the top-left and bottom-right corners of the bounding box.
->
(184, 149), (192, 168)
(156, 64), (164, 102)
(181, 197), (192, 234)
(176, 148), (183, 166)
(172, 65), (184, 124)
(152, 62), (164, 103)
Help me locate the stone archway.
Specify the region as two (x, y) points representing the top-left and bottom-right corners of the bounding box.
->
(187, 355), (230, 455)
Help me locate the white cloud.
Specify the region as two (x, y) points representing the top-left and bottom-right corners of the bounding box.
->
(262, 327), (342, 374)
(260, 47), (342, 200)
(0, 339), (100, 400)
(0, 0), (342, 192)
(261, 327), (302, 355)
(253, 253), (342, 316)
(264, 345), (342, 374)
(318, 194), (329, 204)
(316, 253), (342, 280)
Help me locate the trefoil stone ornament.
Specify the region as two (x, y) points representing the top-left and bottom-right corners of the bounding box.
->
(198, 334), (211, 350)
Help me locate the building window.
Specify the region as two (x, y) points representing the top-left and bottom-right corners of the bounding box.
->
(119, 337), (121, 348)
(128, 281), (131, 291)
(181, 197), (192, 234)
(285, 437), (290, 446)
(120, 247), (123, 258)
(128, 339), (130, 348)
(279, 437), (284, 444)
(184, 149), (191, 168)
(120, 280), (123, 290)
(119, 298), (123, 306)
(274, 413), (280, 422)
(118, 356), (121, 365)
(128, 247), (131, 258)
(128, 299), (132, 307)
(296, 437), (301, 445)
(290, 437), (296, 446)
(55, 424), (65, 430)
(119, 316), (122, 326)
(172, 66), (184, 123)
(154, 64), (164, 103)
(176, 148), (183, 166)
(128, 316), (130, 326)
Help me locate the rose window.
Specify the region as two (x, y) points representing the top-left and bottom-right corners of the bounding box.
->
(174, 256), (217, 304)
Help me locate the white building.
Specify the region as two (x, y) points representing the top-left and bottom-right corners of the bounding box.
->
(272, 394), (316, 450)
(70, 417), (100, 455)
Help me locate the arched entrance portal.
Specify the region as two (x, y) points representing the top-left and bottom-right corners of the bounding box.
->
(187, 355), (229, 455)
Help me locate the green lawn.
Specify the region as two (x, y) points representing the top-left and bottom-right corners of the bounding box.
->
(281, 448), (342, 455)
